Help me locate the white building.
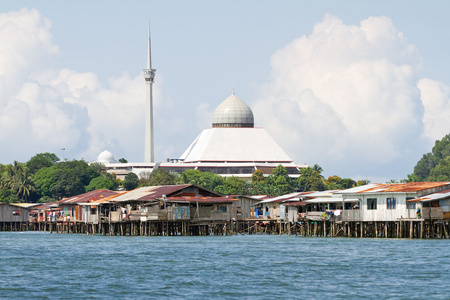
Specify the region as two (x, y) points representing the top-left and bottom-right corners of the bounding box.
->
(99, 91), (306, 180)
(337, 182), (450, 221)
(95, 26), (306, 180)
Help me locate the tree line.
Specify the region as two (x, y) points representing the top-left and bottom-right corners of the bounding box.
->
(7, 131), (450, 204)
(0, 152), (366, 203)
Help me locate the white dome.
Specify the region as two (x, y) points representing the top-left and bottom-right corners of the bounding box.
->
(97, 150), (116, 164)
(212, 91), (254, 128)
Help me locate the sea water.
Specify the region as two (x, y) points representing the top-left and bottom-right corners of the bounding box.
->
(0, 232), (448, 299)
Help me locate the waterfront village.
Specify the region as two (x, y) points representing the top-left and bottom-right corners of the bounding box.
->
(1, 26), (450, 239)
(1, 181), (449, 239)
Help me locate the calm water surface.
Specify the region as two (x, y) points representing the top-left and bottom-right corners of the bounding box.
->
(0, 232), (448, 299)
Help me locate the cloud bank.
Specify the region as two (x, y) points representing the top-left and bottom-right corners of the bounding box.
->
(0, 8), (175, 164)
(1, 9), (450, 182)
(253, 14), (450, 180)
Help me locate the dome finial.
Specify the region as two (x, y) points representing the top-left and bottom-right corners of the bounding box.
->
(232, 87), (235, 95)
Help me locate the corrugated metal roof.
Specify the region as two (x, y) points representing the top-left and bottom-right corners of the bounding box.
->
(58, 189), (118, 204)
(108, 184), (222, 203)
(9, 203), (41, 208)
(258, 192), (313, 204)
(407, 189), (450, 202)
(338, 182), (450, 194)
(165, 196), (236, 203)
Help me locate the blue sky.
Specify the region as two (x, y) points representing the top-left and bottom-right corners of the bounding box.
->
(1, 1), (450, 182)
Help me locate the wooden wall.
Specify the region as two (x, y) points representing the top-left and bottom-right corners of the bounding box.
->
(0, 204), (29, 222)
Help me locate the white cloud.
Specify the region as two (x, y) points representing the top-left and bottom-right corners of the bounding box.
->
(0, 9), (165, 164)
(418, 78), (450, 142)
(2, 8), (449, 183)
(254, 14), (429, 180)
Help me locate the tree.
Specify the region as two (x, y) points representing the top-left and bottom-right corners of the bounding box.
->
(356, 179), (371, 186)
(26, 153), (59, 174)
(427, 156), (450, 181)
(215, 176), (250, 195)
(402, 174), (420, 183)
(90, 162), (106, 173)
(33, 159), (99, 200)
(413, 153), (440, 181)
(386, 179), (399, 184)
(0, 161), (36, 202)
(49, 169), (85, 199)
(179, 169), (204, 186)
(56, 160), (99, 186)
(297, 167), (326, 192)
(13, 167), (36, 202)
(412, 134), (450, 180)
(123, 172), (140, 190)
(119, 158), (128, 163)
(251, 170), (264, 185)
(86, 176), (117, 192)
(145, 169), (176, 186)
(339, 178), (356, 189)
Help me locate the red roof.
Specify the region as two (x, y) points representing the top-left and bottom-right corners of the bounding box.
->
(165, 196), (236, 203)
(137, 184), (221, 201)
(58, 189), (118, 204)
(360, 182), (450, 193)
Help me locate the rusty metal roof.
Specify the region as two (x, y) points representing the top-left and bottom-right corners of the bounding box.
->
(407, 189), (450, 202)
(338, 182), (450, 194)
(58, 189), (118, 204)
(108, 184), (223, 203)
(164, 196), (237, 203)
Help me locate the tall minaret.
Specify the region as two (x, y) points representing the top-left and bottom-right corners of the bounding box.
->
(143, 19), (156, 163)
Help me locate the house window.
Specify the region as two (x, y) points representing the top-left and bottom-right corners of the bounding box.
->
(406, 198), (415, 209)
(12, 211), (21, 216)
(367, 198), (377, 210)
(91, 207), (97, 214)
(386, 197), (396, 209)
(406, 203), (416, 209)
(217, 205), (227, 213)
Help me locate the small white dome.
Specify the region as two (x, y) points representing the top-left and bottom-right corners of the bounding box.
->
(212, 91), (254, 128)
(97, 150), (116, 164)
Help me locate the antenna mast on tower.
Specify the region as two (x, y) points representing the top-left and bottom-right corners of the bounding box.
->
(143, 18), (156, 163)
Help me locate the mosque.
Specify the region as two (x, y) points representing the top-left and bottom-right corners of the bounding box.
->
(96, 24), (306, 180)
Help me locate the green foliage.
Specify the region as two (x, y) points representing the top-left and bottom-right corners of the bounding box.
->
(123, 172), (140, 190)
(33, 159), (100, 200)
(26, 153), (59, 174)
(119, 158), (128, 163)
(141, 168), (177, 187)
(90, 162), (106, 173)
(412, 134), (450, 181)
(427, 156), (450, 182)
(356, 179), (371, 186)
(215, 176), (250, 195)
(0, 161), (36, 202)
(251, 170), (264, 185)
(56, 160), (98, 186)
(297, 166), (326, 192)
(0, 188), (19, 203)
(86, 176), (118, 192)
(400, 174), (420, 183)
(50, 169), (85, 198)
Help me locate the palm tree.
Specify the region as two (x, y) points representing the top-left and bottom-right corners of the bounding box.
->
(0, 161), (36, 202)
(312, 164), (323, 174)
(13, 167), (36, 202)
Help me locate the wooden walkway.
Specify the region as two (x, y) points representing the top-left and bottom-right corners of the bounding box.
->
(1, 219), (449, 238)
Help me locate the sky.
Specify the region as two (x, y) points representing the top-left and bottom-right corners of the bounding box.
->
(1, 0), (450, 183)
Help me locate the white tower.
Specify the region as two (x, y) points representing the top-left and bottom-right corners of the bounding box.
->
(143, 19), (156, 163)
